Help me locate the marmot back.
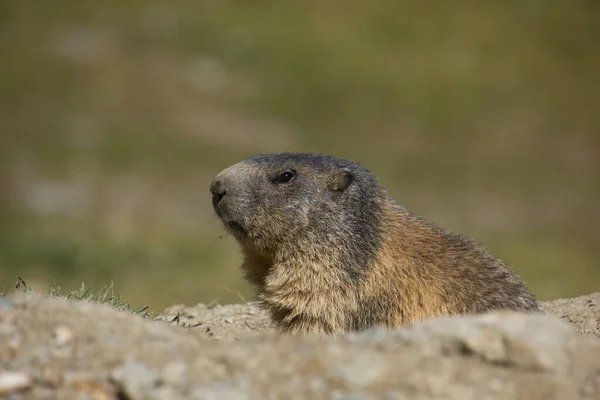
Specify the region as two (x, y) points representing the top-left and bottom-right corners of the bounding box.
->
(210, 152), (539, 336)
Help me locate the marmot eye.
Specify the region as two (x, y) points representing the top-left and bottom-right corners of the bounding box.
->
(276, 171), (295, 184)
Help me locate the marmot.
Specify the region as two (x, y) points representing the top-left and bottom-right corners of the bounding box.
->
(210, 152), (539, 336)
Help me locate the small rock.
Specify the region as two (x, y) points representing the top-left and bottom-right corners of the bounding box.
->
(52, 325), (74, 346)
(49, 324), (75, 359)
(0, 371), (31, 395)
(110, 361), (160, 400)
(463, 327), (506, 362)
(223, 317), (233, 324)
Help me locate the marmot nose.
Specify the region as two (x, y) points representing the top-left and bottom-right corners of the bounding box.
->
(210, 179), (227, 206)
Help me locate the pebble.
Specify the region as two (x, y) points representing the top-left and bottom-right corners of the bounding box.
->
(49, 325), (75, 359)
(223, 317), (234, 324)
(463, 327), (506, 362)
(52, 325), (74, 346)
(110, 361), (160, 400)
(0, 371), (31, 395)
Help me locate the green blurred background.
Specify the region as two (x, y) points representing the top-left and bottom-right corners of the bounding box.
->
(1, 0), (599, 311)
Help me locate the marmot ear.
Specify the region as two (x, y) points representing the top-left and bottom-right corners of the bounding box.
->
(329, 168), (354, 192)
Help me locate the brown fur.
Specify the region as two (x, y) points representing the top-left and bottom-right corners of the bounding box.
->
(210, 153), (539, 336)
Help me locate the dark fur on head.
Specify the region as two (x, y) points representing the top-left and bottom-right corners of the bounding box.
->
(210, 152), (539, 336)
(210, 153), (383, 275)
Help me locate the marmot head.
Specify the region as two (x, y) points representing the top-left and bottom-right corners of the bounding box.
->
(210, 153), (385, 260)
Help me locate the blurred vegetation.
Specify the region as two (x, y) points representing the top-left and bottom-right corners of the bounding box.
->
(1, 0), (599, 311)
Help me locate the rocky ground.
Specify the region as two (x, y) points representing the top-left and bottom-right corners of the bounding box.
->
(0, 292), (599, 400)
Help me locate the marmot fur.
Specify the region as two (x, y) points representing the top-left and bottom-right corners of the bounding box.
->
(210, 152), (539, 336)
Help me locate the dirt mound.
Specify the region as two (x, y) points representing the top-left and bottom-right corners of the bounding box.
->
(1, 292), (599, 399)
